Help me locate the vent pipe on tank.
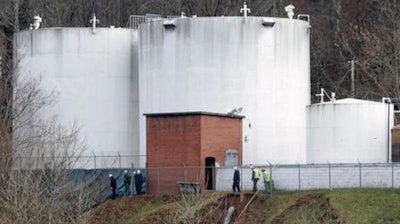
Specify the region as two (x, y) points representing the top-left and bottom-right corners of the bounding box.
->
(180, 12), (186, 18)
(284, 4), (295, 19)
(90, 13), (100, 34)
(240, 2), (251, 20)
(30, 16), (42, 30)
(315, 88), (335, 103)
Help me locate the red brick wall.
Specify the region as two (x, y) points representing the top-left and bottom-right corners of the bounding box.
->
(147, 115), (201, 167)
(146, 113), (242, 194)
(200, 115), (243, 167)
(146, 115), (201, 194)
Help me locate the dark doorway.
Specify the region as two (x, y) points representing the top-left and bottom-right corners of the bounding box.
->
(393, 144), (400, 162)
(205, 157), (215, 190)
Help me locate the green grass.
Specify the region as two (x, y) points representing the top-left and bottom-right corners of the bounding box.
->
(327, 189), (400, 224)
(86, 189), (400, 224)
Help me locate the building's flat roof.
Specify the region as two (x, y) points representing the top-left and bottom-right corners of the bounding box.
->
(144, 111), (245, 119)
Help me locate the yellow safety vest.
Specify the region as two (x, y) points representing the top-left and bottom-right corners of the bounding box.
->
(253, 168), (260, 179)
(263, 170), (271, 182)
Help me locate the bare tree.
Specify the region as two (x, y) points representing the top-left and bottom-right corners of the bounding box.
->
(0, 2), (105, 217)
(0, 120), (103, 223)
(0, 68), (105, 223)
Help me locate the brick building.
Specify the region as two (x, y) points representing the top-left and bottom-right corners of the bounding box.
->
(145, 112), (243, 194)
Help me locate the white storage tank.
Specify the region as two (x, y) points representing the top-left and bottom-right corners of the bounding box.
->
(139, 16), (311, 164)
(14, 28), (140, 168)
(306, 98), (394, 163)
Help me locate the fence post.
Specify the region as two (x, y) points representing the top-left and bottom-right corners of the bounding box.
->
(327, 161), (331, 189)
(268, 160), (273, 195)
(93, 153), (96, 169)
(358, 160), (362, 188)
(297, 162), (301, 191)
(392, 162), (394, 190)
(240, 166), (243, 192)
(118, 153), (121, 168)
(184, 165), (187, 182)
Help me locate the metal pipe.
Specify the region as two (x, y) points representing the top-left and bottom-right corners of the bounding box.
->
(223, 207), (235, 224)
(388, 102), (391, 163)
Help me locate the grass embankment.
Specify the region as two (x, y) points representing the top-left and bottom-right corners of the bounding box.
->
(85, 189), (400, 224)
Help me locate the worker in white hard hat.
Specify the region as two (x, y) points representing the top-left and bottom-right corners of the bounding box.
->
(123, 170), (131, 196)
(134, 170), (144, 195)
(251, 165), (260, 192)
(109, 174), (117, 199)
(232, 166), (240, 193)
(262, 168), (271, 194)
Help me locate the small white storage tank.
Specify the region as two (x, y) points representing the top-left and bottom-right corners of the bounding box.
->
(14, 28), (140, 168)
(306, 98), (394, 163)
(139, 16), (311, 164)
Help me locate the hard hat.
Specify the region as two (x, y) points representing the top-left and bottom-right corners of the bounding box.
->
(124, 170), (128, 173)
(109, 174), (113, 177)
(233, 166), (237, 170)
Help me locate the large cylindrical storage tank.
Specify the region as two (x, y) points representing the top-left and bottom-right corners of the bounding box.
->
(307, 99), (393, 163)
(14, 28), (139, 168)
(139, 17), (311, 164)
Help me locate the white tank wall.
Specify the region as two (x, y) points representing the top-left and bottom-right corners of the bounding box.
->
(306, 99), (394, 163)
(139, 17), (311, 164)
(14, 28), (140, 168)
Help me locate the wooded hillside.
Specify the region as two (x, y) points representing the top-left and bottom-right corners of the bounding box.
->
(0, 0), (398, 102)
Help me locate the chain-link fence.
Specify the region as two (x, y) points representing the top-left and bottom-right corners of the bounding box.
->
(9, 156), (400, 196)
(146, 162), (400, 194)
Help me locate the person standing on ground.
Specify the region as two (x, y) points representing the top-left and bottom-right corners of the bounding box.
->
(109, 174), (117, 199)
(132, 171), (136, 195)
(262, 168), (271, 193)
(251, 165), (260, 192)
(232, 166), (240, 193)
(123, 170), (131, 196)
(135, 170), (144, 195)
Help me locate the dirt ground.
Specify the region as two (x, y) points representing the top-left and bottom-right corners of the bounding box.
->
(85, 192), (343, 224)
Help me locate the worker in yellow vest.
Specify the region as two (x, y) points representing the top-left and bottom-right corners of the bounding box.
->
(262, 168), (271, 193)
(251, 165), (260, 192)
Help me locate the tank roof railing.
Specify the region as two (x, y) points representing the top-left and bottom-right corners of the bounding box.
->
(128, 13), (311, 29)
(128, 14), (181, 29)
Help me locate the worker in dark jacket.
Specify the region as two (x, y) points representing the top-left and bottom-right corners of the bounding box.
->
(134, 170), (144, 195)
(109, 174), (117, 199)
(123, 170), (131, 196)
(232, 166), (240, 193)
